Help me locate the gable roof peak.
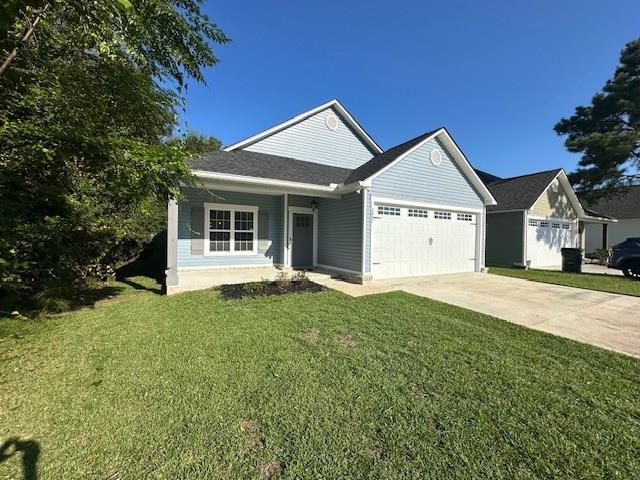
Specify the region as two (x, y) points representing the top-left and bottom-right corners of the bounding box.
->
(223, 98), (382, 154)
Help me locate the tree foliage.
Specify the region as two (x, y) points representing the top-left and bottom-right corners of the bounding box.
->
(555, 38), (640, 200)
(0, 1), (228, 310)
(168, 131), (222, 155)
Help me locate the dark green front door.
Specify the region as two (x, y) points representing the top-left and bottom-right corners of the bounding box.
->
(292, 213), (313, 268)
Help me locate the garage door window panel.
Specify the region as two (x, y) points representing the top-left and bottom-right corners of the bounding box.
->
(434, 211), (452, 220)
(378, 206), (401, 216)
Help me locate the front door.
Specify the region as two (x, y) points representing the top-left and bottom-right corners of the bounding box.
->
(292, 213), (313, 268)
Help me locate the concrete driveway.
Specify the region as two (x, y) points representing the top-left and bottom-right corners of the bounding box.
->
(310, 272), (640, 358)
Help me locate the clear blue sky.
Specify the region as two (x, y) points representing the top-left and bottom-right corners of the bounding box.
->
(181, 0), (640, 178)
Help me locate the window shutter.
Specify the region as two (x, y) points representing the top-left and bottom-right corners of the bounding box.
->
(191, 206), (205, 255)
(258, 211), (269, 254)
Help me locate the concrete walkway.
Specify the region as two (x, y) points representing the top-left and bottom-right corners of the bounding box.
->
(308, 272), (640, 358)
(540, 263), (623, 276)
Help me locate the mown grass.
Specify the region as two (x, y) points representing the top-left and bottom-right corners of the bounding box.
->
(490, 267), (640, 297)
(1, 277), (639, 479)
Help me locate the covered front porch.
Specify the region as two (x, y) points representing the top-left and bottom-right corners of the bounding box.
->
(165, 178), (366, 294)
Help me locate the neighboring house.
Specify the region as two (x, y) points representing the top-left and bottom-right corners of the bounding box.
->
(165, 99), (496, 293)
(476, 169), (588, 268)
(581, 185), (640, 254)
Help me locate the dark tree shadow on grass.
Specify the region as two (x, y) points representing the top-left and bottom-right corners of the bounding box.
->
(115, 230), (166, 294)
(0, 437), (40, 480)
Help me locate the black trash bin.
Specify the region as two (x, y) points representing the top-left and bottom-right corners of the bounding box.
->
(561, 248), (582, 273)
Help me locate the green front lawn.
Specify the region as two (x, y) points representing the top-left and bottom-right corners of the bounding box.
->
(1, 278), (639, 479)
(490, 267), (640, 297)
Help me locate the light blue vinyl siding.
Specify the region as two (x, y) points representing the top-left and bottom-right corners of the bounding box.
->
(317, 192), (363, 273)
(288, 195), (315, 208)
(364, 138), (485, 272)
(243, 107), (376, 169)
(370, 138), (484, 209)
(178, 187), (283, 268)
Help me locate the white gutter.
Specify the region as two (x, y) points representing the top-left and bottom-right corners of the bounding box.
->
(191, 170), (339, 194)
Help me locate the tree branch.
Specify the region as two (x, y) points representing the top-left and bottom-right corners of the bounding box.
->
(0, 5), (50, 77)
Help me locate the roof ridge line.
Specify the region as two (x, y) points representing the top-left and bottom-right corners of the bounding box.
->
(491, 168), (562, 183)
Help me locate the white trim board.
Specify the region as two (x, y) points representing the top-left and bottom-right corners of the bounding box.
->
(365, 128), (497, 206)
(194, 179), (341, 200)
(371, 196), (482, 214)
(177, 263), (275, 271)
(223, 99), (383, 154)
(193, 170), (341, 196)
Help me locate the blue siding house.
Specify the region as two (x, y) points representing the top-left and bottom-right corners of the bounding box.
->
(166, 100), (496, 293)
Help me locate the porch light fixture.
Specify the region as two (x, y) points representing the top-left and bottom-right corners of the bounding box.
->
(311, 200), (318, 211)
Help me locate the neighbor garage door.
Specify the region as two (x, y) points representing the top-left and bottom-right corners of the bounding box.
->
(526, 218), (577, 267)
(371, 204), (477, 279)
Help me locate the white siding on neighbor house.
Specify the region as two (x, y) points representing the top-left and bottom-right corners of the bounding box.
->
(364, 138), (485, 272)
(585, 219), (640, 253)
(243, 106), (376, 169)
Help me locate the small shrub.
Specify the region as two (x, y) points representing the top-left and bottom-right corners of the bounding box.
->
(275, 271), (290, 288)
(291, 270), (308, 282)
(242, 280), (269, 294)
(594, 248), (609, 265)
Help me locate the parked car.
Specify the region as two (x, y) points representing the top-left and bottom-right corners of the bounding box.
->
(608, 238), (640, 279)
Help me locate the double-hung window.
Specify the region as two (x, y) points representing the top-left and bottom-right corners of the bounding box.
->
(205, 203), (258, 255)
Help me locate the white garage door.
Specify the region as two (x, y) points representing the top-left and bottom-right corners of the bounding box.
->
(372, 204), (477, 279)
(526, 219), (577, 268)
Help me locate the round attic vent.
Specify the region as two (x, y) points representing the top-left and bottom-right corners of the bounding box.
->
(430, 149), (443, 166)
(325, 114), (339, 131)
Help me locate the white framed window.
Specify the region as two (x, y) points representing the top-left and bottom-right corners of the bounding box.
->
(204, 203), (258, 255)
(561, 223), (571, 230)
(434, 211), (452, 220)
(377, 205), (400, 216)
(551, 223), (561, 229)
(408, 208), (428, 218)
(528, 219), (539, 227)
(540, 221), (550, 228)
(457, 213), (473, 222)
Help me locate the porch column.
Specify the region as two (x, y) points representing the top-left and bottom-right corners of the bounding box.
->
(165, 197), (179, 287)
(283, 193), (289, 267)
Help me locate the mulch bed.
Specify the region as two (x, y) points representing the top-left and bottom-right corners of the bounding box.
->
(219, 279), (326, 299)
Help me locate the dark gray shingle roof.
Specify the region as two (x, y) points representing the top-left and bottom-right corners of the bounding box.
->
(475, 169), (502, 184)
(187, 150), (353, 186)
(580, 185), (640, 219)
(478, 169), (562, 212)
(344, 129), (440, 184)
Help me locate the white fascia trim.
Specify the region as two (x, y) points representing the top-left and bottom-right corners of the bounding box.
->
(530, 170), (587, 219)
(177, 263), (273, 271)
(223, 99), (383, 154)
(580, 216), (618, 224)
(528, 214), (579, 223)
(336, 180), (371, 194)
(365, 128), (497, 206)
(192, 170), (339, 194)
(371, 196), (482, 214)
(486, 209), (527, 214)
